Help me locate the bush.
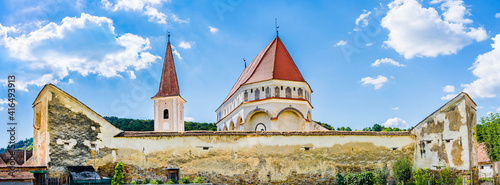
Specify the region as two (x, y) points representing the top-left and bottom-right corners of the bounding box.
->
(359, 171), (376, 185)
(193, 176), (204, 183)
(166, 179), (176, 184)
(454, 175), (463, 185)
(413, 168), (432, 185)
(141, 179), (149, 184)
(336, 173), (345, 185)
(149, 179), (158, 184)
(112, 162), (125, 185)
(179, 176), (190, 184)
(376, 167), (390, 185)
(393, 158), (413, 184)
(437, 164), (451, 185)
(130, 180), (136, 184)
(345, 173), (359, 185)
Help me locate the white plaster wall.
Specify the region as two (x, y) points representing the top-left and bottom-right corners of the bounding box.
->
(479, 164), (494, 178)
(153, 96), (185, 132)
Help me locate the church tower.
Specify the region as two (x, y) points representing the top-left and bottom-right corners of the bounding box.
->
(152, 33), (186, 132)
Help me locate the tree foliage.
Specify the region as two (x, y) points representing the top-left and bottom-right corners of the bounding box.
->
(0, 138), (33, 153)
(103, 116), (217, 131)
(475, 112), (500, 161)
(111, 162), (125, 185)
(393, 158), (413, 184)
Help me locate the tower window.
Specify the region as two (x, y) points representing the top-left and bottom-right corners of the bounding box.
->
(244, 91), (248, 101)
(163, 109), (169, 119)
(285, 87), (292, 98)
(255, 89), (260, 100)
(298, 88), (303, 98)
(274, 86), (280, 97)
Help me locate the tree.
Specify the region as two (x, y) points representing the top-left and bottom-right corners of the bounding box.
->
(476, 112), (500, 161)
(346, 127), (352, 131)
(372, 124), (382, 131)
(393, 158), (413, 184)
(112, 162), (125, 185)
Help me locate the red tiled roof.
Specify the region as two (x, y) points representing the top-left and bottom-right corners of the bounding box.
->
(223, 36), (305, 102)
(153, 40), (180, 98)
(115, 130), (413, 137)
(477, 143), (490, 163)
(0, 171), (35, 181)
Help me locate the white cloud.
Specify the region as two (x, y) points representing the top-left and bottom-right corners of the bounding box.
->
(0, 107), (4, 111)
(209, 26), (219, 33)
(371, 58), (406, 67)
(463, 35), (500, 98)
(497, 107), (500, 112)
(365, 42), (374, 47)
(441, 94), (457, 100)
(381, 0), (487, 59)
(0, 98), (18, 105)
(178, 41), (194, 49)
(0, 13), (160, 91)
(172, 48), (182, 60)
(184, 117), (195, 121)
(127, 70), (136, 79)
(382, 117), (408, 128)
(334, 40), (347, 47)
(101, 0), (189, 24)
(487, 111), (493, 115)
(355, 11), (371, 27)
(68, 79), (74, 84)
(443, 85), (455, 93)
(361, 75), (388, 90)
(392, 107), (399, 110)
(476, 106), (484, 109)
(496, 13), (500, 18)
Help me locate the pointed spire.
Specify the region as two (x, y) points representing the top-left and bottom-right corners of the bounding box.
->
(153, 32), (180, 98)
(275, 18), (279, 37)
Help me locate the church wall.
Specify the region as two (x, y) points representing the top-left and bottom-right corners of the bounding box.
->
(277, 111), (305, 131)
(410, 93), (477, 170)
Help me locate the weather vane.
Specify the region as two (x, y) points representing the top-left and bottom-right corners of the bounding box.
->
(275, 18), (279, 36)
(167, 31), (170, 42)
(243, 58), (246, 68)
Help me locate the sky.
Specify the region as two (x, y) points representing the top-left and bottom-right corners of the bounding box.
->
(1, 0), (500, 145)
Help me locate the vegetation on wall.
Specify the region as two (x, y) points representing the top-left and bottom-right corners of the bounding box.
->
(475, 112), (500, 161)
(316, 122), (409, 132)
(393, 157), (413, 184)
(111, 162), (125, 185)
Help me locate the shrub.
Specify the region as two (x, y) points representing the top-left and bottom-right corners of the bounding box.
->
(179, 176), (190, 184)
(454, 175), (463, 185)
(193, 176), (204, 183)
(166, 179), (176, 184)
(141, 179), (149, 184)
(130, 180), (136, 184)
(345, 173), (359, 185)
(149, 179), (159, 184)
(112, 162), (125, 185)
(393, 158), (413, 184)
(437, 164), (451, 185)
(376, 167), (390, 185)
(359, 171), (376, 185)
(413, 168), (432, 185)
(336, 173), (345, 185)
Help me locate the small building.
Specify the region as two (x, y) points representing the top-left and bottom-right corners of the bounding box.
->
(478, 143), (494, 178)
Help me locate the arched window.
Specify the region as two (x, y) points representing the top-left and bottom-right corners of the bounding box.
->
(265, 87), (271, 98)
(274, 86), (280, 97)
(298, 88), (303, 98)
(305, 91), (309, 101)
(244, 90), (248, 101)
(255, 88), (260, 100)
(163, 109), (169, 119)
(285, 87), (292, 98)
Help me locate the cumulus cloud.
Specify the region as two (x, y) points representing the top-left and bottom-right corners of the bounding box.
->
(382, 117), (408, 128)
(441, 94), (457, 100)
(381, 0), (487, 59)
(463, 35), (500, 98)
(0, 107), (4, 111)
(392, 107), (399, 110)
(101, 0), (189, 24)
(184, 117), (195, 121)
(172, 47), (182, 60)
(178, 41), (194, 49)
(355, 10), (371, 27)
(443, 85), (455, 93)
(334, 40), (347, 47)
(371, 58), (406, 67)
(0, 13), (160, 91)
(209, 26), (219, 33)
(361, 75), (388, 90)
(496, 13), (500, 19)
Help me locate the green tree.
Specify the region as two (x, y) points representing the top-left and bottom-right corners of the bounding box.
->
(437, 164), (451, 185)
(475, 112), (500, 161)
(413, 168), (432, 185)
(393, 158), (413, 184)
(111, 162), (125, 185)
(372, 124), (382, 131)
(376, 167), (389, 185)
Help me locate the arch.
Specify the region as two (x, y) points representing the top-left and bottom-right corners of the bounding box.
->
(274, 86), (280, 97)
(236, 117), (243, 130)
(229, 121), (235, 130)
(163, 109), (169, 119)
(244, 90), (248, 101)
(298, 88), (303, 98)
(244, 110), (271, 131)
(265, 87), (271, 98)
(223, 125), (228, 131)
(255, 88), (260, 100)
(307, 111), (311, 120)
(285, 87), (292, 98)
(305, 90), (309, 101)
(245, 108), (272, 122)
(255, 123), (267, 131)
(276, 107), (305, 119)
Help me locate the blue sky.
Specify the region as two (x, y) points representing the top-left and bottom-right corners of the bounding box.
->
(1, 0), (500, 145)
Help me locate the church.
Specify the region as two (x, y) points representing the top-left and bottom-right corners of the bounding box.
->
(30, 33), (478, 183)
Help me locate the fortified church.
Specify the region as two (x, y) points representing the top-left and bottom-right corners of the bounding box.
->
(29, 33), (479, 183)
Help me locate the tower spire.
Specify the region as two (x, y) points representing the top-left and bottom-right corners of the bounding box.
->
(275, 18), (279, 37)
(167, 31), (170, 42)
(153, 32), (180, 98)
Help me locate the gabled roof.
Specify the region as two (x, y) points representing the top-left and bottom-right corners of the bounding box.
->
(477, 143), (490, 163)
(223, 36), (305, 102)
(153, 40), (180, 98)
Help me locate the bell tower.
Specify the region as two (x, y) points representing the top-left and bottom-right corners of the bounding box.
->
(152, 33), (186, 132)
